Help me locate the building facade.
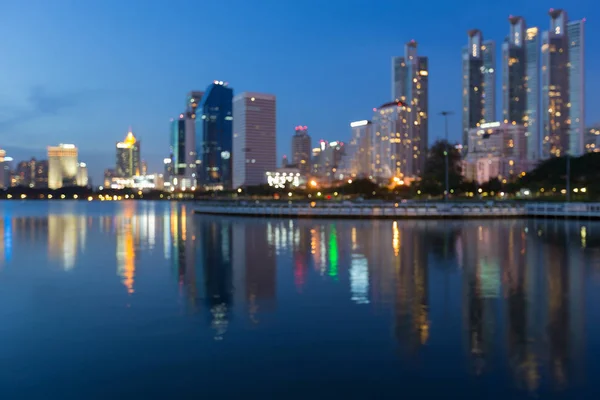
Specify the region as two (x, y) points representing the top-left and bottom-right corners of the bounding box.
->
(463, 30), (485, 147)
(503, 16), (527, 126)
(391, 40), (428, 174)
(291, 126), (312, 175)
(170, 113), (196, 190)
(116, 130), (141, 177)
(584, 124), (600, 153)
(195, 81), (234, 191)
(568, 19), (585, 156)
(344, 120), (373, 178)
(525, 26), (541, 161)
(370, 101), (424, 181)
(48, 144), (78, 189)
(463, 122), (531, 183)
(232, 92), (276, 188)
(0, 149), (12, 189)
(482, 40), (497, 124)
(76, 162), (88, 187)
(541, 9), (570, 158)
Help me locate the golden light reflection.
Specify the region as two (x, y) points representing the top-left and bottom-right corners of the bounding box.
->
(392, 221), (400, 256)
(117, 206), (136, 295)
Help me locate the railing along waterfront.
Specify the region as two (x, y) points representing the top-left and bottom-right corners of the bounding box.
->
(193, 201), (600, 219)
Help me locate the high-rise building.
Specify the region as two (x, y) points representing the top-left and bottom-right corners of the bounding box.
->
(232, 92), (277, 188)
(76, 162), (88, 187)
(291, 126), (312, 175)
(542, 9), (570, 158)
(503, 16), (527, 126)
(311, 140), (345, 180)
(170, 113), (197, 190)
(568, 19), (585, 156)
(482, 40), (496, 124)
(116, 130), (141, 177)
(525, 26), (541, 161)
(0, 149), (13, 189)
(195, 81), (233, 191)
(48, 144), (78, 189)
(391, 40), (429, 174)
(463, 30), (485, 147)
(344, 120), (373, 178)
(371, 101), (423, 180)
(34, 160), (48, 188)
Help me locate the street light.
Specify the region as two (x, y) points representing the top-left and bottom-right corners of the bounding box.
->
(439, 111), (454, 201)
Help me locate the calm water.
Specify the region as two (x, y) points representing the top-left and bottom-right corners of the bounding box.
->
(1, 201), (600, 399)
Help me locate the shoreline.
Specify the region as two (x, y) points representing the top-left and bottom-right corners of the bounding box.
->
(193, 202), (600, 220)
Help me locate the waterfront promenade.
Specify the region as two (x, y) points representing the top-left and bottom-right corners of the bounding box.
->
(193, 201), (600, 220)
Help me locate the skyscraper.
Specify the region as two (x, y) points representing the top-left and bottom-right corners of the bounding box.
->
(0, 149), (12, 189)
(463, 30), (484, 147)
(291, 126), (311, 175)
(195, 81), (234, 191)
(525, 26), (541, 160)
(542, 9), (570, 158)
(232, 92), (276, 188)
(482, 40), (496, 124)
(48, 144), (78, 189)
(391, 40), (428, 174)
(76, 162), (88, 186)
(170, 112), (197, 190)
(503, 16), (527, 125)
(116, 130), (141, 177)
(345, 120), (373, 178)
(371, 101), (424, 180)
(568, 19), (585, 156)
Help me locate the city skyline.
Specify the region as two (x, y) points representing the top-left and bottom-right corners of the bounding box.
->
(0, 1), (597, 182)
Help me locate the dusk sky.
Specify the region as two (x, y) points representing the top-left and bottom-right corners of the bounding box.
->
(1, 0), (598, 181)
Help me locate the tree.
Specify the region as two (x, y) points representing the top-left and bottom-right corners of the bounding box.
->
(418, 140), (463, 197)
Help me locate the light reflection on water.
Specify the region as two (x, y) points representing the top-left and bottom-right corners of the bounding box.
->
(0, 201), (599, 398)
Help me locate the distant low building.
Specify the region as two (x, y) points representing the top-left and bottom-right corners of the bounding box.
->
(266, 167), (305, 188)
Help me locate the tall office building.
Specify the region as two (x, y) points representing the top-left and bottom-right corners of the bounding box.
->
(568, 19), (585, 156)
(116, 130), (141, 177)
(0, 149), (13, 189)
(503, 16), (527, 125)
(345, 120), (373, 178)
(482, 40), (496, 124)
(76, 162), (88, 186)
(391, 40), (428, 174)
(195, 81), (234, 191)
(291, 126), (312, 175)
(462, 30), (484, 147)
(170, 113), (197, 190)
(525, 26), (541, 161)
(541, 9), (570, 158)
(48, 144), (78, 189)
(371, 101), (424, 180)
(232, 92), (276, 188)
(463, 30), (496, 149)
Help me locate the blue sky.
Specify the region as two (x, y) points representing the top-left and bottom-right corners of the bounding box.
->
(0, 0), (598, 182)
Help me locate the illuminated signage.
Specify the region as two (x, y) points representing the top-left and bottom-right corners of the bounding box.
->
(350, 120), (369, 128)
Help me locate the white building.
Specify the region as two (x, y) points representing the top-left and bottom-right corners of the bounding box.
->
(232, 92), (276, 188)
(463, 122), (532, 183)
(0, 149), (13, 189)
(76, 162), (88, 187)
(48, 144), (78, 189)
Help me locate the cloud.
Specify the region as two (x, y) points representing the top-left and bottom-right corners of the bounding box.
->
(0, 86), (97, 130)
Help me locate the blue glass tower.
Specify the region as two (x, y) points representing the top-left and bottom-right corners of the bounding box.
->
(195, 81), (234, 190)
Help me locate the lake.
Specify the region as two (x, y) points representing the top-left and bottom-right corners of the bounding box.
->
(1, 201), (600, 399)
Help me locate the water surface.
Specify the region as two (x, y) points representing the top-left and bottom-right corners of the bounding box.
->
(1, 201), (600, 399)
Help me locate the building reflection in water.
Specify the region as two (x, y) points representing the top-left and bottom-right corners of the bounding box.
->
(48, 214), (87, 271)
(227, 217), (588, 393)
(116, 203), (137, 294)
